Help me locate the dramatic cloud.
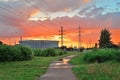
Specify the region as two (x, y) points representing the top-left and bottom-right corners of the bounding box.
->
(0, 23), (22, 38)
(0, 0), (120, 47)
(83, 0), (91, 3)
(30, 0), (83, 12)
(79, 6), (104, 17)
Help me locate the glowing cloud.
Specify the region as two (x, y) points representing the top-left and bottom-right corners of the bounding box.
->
(83, 0), (91, 3)
(0, 0), (120, 47)
(30, 9), (40, 17)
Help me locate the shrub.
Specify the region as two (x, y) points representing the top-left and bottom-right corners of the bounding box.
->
(82, 48), (120, 63)
(17, 46), (33, 61)
(63, 50), (67, 54)
(0, 45), (33, 62)
(55, 49), (67, 56)
(32, 48), (68, 57)
(55, 49), (63, 55)
(59, 50), (67, 55)
(0, 41), (3, 45)
(33, 49), (41, 56)
(59, 50), (64, 55)
(41, 48), (56, 57)
(10, 46), (21, 61)
(0, 45), (14, 62)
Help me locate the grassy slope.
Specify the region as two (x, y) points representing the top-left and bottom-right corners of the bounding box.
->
(70, 51), (120, 80)
(0, 51), (77, 80)
(0, 57), (53, 80)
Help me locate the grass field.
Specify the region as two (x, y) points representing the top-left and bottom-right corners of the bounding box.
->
(70, 49), (120, 80)
(0, 51), (77, 80)
(72, 62), (120, 80)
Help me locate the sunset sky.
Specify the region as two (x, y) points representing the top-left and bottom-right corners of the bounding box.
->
(0, 0), (120, 47)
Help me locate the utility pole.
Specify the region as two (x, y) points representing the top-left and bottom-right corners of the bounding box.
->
(20, 36), (22, 41)
(59, 27), (64, 47)
(14, 41), (16, 45)
(78, 24), (81, 49)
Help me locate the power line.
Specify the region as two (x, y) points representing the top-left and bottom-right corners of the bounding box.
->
(24, 0), (64, 29)
(24, 0), (41, 10)
(24, 0), (58, 30)
(0, 3), (29, 20)
(0, 1), (62, 44)
(0, 1), (58, 34)
(0, 0), (78, 44)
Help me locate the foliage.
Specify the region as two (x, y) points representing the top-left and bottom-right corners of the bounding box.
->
(33, 48), (68, 57)
(70, 50), (120, 80)
(16, 46), (33, 61)
(0, 45), (33, 62)
(0, 51), (76, 80)
(33, 48), (41, 56)
(41, 48), (57, 57)
(0, 49), (77, 80)
(99, 28), (112, 48)
(71, 49), (120, 64)
(56, 49), (67, 55)
(0, 44), (68, 62)
(82, 49), (120, 63)
(0, 45), (16, 62)
(0, 41), (3, 45)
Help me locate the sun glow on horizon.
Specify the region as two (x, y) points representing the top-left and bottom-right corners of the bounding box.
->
(0, 0), (120, 48)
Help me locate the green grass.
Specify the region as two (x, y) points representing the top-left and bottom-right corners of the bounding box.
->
(72, 62), (120, 80)
(0, 51), (77, 80)
(71, 49), (120, 64)
(70, 49), (120, 80)
(0, 57), (53, 80)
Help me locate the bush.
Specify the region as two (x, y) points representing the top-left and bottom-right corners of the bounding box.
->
(10, 46), (21, 61)
(17, 46), (33, 61)
(40, 48), (68, 57)
(0, 41), (3, 45)
(58, 50), (67, 55)
(63, 50), (67, 54)
(55, 49), (63, 55)
(33, 49), (41, 56)
(0, 45), (15, 62)
(41, 48), (56, 57)
(82, 48), (120, 63)
(0, 45), (33, 62)
(59, 50), (64, 55)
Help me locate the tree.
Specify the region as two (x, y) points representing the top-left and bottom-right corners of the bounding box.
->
(0, 41), (3, 45)
(118, 42), (120, 46)
(94, 43), (98, 48)
(99, 28), (112, 48)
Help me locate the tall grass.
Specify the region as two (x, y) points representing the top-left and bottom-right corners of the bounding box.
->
(72, 62), (120, 80)
(71, 48), (120, 64)
(83, 48), (120, 63)
(70, 48), (120, 80)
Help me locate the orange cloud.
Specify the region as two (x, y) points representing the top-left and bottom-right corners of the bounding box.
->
(1, 26), (120, 48)
(30, 9), (40, 17)
(83, 0), (91, 3)
(1, 16), (120, 48)
(64, 8), (72, 12)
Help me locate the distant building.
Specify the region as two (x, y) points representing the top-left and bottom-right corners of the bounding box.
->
(19, 40), (59, 49)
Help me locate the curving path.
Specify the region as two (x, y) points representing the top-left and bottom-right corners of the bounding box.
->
(39, 55), (77, 80)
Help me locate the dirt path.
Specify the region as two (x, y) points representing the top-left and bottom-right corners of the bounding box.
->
(39, 55), (77, 80)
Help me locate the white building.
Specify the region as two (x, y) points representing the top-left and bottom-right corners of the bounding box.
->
(19, 40), (59, 49)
